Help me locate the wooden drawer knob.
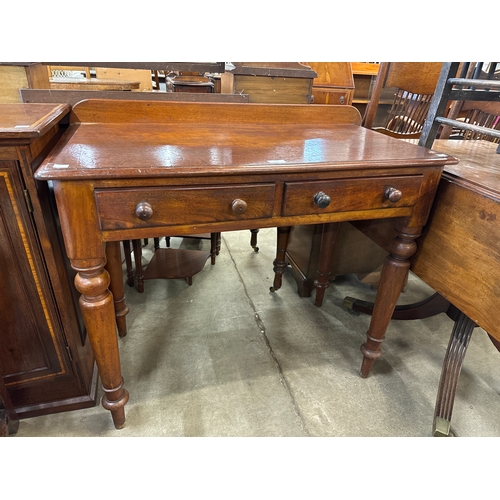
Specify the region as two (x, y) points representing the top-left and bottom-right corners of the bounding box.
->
(135, 201), (153, 221)
(385, 187), (403, 202)
(231, 199), (247, 215)
(313, 191), (331, 209)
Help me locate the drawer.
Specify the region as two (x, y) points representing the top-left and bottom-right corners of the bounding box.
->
(312, 87), (354, 105)
(282, 175), (422, 216)
(95, 184), (275, 230)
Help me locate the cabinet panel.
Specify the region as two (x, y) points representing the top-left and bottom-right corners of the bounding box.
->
(0, 104), (97, 421)
(0, 163), (65, 384)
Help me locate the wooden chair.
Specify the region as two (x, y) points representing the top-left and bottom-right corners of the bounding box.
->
(441, 100), (500, 143)
(362, 62), (443, 139)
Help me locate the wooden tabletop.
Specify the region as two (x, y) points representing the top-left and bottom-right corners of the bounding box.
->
(0, 103), (70, 140)
(431, 139), (500, 199)
(35, 100), (456, 181)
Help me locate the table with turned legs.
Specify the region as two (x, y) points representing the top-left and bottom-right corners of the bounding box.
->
(34, 99), (455, 429)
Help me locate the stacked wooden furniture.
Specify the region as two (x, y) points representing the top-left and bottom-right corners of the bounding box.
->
(0, 104), (98, 421)
(303, 62), (355, 105)
(220, 62), (317, 103)
(20, 63), (244, 106)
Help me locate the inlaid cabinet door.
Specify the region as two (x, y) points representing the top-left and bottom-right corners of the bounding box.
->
(0, 161), (69, 397)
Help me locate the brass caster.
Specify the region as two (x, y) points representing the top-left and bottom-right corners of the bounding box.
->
(343, 296), (360, 316)
(432, 416), (452, 437)
(253, 246), (259, 253)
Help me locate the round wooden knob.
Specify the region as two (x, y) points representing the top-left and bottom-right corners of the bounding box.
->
(135, 201), (153, 221)
(231, 199), (247, 215)
(385, 187), (403, 202)
(313, 191), (331, 209)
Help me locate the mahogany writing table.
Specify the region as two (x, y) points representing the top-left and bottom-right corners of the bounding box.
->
(34, 99), (456, 429)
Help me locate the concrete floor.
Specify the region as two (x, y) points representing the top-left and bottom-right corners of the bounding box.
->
(15, 228), (500, 437)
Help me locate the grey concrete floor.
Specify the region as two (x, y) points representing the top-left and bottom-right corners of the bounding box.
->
(15, 228), (500, 438)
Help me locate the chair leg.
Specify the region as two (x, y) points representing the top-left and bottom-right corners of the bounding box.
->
(154, 238), (160, 250)
(250, 229), (259, 252)
(433, 311), (477, 437)
(210, 233), (218, 265)
(132, 239), (145, 293)
(216, 232), (221, 255)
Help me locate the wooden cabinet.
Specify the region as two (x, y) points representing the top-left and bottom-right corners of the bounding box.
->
(303, 62), (355, 105)
(221, 63), (316, 104)
(0, 104), (97, 419)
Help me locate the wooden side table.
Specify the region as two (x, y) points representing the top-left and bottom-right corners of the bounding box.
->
(34, 99), (455, 430)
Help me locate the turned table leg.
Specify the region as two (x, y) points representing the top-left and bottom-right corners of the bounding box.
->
(105, 241), (129, 338)
(270, 226), (291, 292)
(314, 222), (340, 307)
(433, 311), (476, 437)
(360, 223), (422, 378)
(74, 260), (129, 429)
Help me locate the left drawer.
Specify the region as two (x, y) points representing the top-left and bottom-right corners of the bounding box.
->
(95, 184), (276, 230)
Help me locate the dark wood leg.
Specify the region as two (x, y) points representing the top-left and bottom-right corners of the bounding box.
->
(210, 233), (217, 265)
(0, 375), (18, 436)
(132, 239), (144, 293)
(270, 226), (291, 292)
(313, 222), (340, 307)
(250, 229), (260, 252)
(360, 223), (421, 378)
(344, 292), (452, 321)
(122, 240), (134, 287)
(216, 232), (221, 255)
(73, 260), (129, 429)
(154, 237), (160, 250)
(105, 241), (129, 338)
(433, 311), (477, 437)
(165, 237), (171, 248)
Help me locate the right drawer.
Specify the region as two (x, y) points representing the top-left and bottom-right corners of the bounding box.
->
(282, 175), (423, 216)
